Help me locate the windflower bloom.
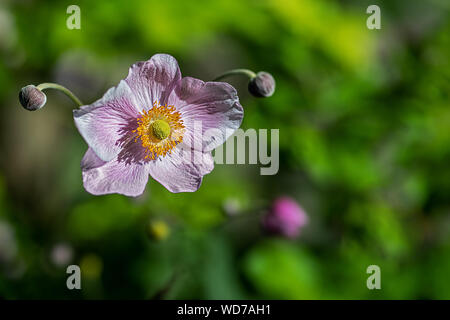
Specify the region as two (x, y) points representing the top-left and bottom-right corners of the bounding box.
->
(262, 197), (308, 238)
(74, 54), (243, 196)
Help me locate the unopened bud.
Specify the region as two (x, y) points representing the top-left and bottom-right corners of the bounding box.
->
(19, 85), (47, 111)
(248, 72), (275, 98)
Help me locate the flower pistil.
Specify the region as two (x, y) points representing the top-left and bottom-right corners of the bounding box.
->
(134, 101), (185, 160)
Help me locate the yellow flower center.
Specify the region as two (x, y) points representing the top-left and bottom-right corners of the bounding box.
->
(133, 101), (185, 160)
(150, 119), (171, 140)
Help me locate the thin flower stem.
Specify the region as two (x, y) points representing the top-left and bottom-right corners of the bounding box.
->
(36, 82), (83, 107)
(212, 69), (257, 82)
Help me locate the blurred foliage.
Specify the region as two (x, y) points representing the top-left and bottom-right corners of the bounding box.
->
(0, 0), (449, 299)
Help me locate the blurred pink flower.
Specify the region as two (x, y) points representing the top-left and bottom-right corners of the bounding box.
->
(262, 197), (308, 238)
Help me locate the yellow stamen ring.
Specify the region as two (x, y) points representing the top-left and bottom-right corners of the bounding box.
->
(133, 101), (185, 160)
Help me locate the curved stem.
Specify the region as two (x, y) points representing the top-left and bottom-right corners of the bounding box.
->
(36, 83), (83, 107)
(213, 69), (257, 82)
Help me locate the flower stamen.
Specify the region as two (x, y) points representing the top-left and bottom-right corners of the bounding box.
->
(133, 101), (184, 160)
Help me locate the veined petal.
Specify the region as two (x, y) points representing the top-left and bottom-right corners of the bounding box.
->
(167, 77), (244, 152)
(81, 148), (150, 197)
(74, 80), (140, 162)
(125, 54), (182, 111)
(148, 147), (214, 193)
(81, 147), (107, 170)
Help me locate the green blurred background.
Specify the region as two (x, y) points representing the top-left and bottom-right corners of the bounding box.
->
(0, 0), (449, 299)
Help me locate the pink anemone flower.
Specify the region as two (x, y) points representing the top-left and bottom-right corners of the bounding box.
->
(262, 197), (308, 239)
(74, 54), (243, 197)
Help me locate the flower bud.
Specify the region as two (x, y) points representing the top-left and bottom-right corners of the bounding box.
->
(19, 85), (47, 111)
(248, 72), (275, 98)
(262, 197), (308, 239)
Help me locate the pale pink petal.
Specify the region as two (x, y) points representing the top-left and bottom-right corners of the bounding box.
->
(167, 77), (243, 152)
(74, 80), (140, 162)
(81, 148), (107, 170)
(81, 148), (149, 197)
(125, 54), (181, 111)
(148, 147), (214, 193)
